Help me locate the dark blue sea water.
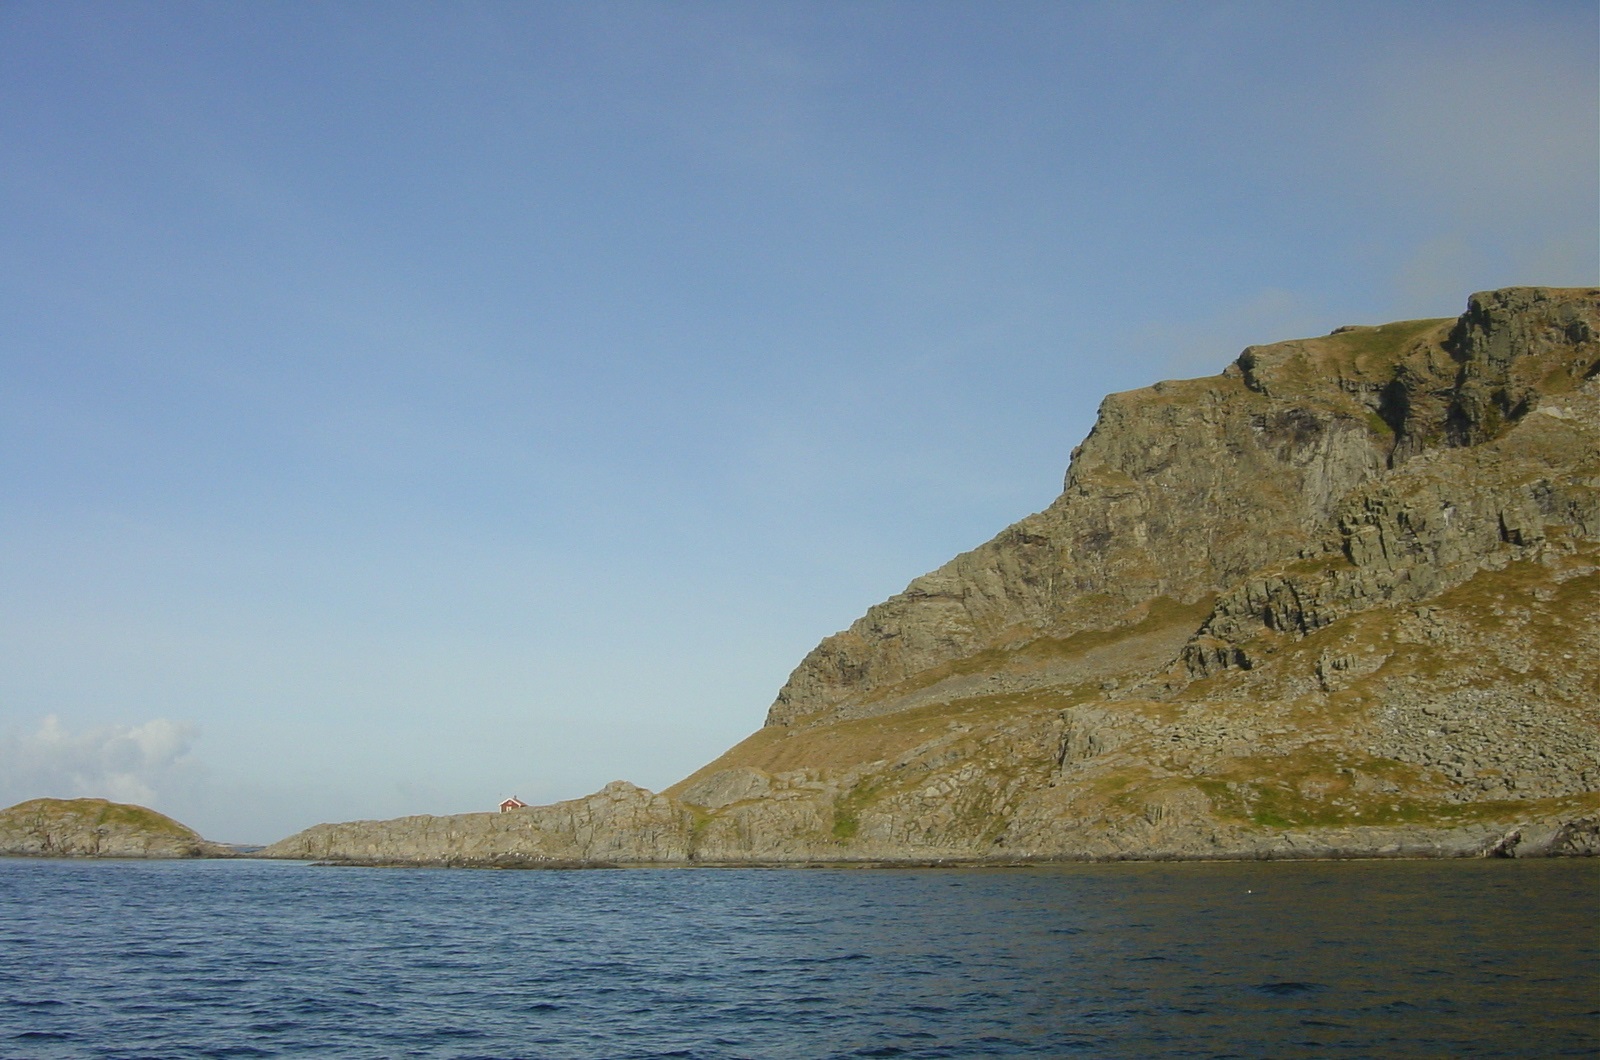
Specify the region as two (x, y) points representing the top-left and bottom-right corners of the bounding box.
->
(0, 857), (1594, 1059)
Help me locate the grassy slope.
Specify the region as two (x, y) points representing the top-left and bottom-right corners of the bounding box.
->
(0, 797), (204, 840)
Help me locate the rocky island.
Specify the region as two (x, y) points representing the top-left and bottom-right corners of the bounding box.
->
(0, 798), (234, 859)
(265, 286), (1600, 865)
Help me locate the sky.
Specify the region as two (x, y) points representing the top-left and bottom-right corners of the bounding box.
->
(2, 1), (1596, 845)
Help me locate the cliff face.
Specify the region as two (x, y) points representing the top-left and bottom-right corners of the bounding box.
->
(765, 288), (1597, 729)
(266, 287), (1600, 865)
(0, 798), (232, 858)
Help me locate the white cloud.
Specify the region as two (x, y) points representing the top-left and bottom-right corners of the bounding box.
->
(0, 715), (200, 810)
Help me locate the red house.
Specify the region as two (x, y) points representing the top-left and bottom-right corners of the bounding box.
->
(499, 797), (528, 813)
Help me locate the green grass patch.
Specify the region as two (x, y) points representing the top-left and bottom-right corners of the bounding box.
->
(1240, 318), (1452, 401)
(831, 779), (885, 842)
(686, 805), (715, 841)
(1324, 318), (1451, 370)
(3, 797), (196, 839)
(1197, 748), (1586, 831)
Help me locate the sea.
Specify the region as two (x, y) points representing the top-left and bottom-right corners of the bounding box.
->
(0, 856), (1594, 1059)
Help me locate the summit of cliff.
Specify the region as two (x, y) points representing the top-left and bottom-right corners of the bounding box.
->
(268, 286), (1600, 865)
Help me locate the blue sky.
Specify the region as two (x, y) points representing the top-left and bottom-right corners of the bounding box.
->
(2, 1), (1595, 844)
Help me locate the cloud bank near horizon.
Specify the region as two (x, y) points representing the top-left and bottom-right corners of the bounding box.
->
(0, 715), (201, 810)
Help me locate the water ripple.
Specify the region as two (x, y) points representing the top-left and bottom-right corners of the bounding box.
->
(0, 858), (1594, 1058)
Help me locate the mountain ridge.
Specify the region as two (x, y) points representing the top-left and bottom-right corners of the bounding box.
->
(264, 286), (1600, 865)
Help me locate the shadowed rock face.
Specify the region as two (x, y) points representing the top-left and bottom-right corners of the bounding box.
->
(0, 798), (232, 858)
(267, 287), (1600, 866)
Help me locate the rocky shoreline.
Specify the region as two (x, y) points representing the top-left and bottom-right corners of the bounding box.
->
(261, 785), (1600, 868)
(296, 824), (1600, 872)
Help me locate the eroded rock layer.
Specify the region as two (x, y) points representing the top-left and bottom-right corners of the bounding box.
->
(265, 287), (1600, 865)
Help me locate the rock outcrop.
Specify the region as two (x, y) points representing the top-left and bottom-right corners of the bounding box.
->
(264, 782), (691, 865)
(267, 286), (1600, 865)
(0, 798), (233, 858)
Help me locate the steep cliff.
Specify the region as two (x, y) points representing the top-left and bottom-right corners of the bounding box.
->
(266, 286), (1600, 865)
(0, 798), (233, 858)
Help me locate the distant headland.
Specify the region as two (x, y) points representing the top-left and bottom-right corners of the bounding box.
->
(0, 798), (234, 859)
